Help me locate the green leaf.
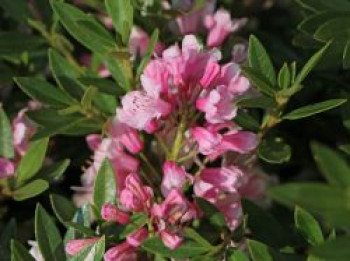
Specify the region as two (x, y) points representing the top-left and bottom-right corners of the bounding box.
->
(119, 213), (148, 238)
(247, 240), (276, 261)
(12, 179), (49, 201)
(142, 236), (209, 259)
(0, 32), (45, 56)
(314, 18), (350, 42)
(309, 236), (350, 261)
(229, 250), (250, 261)
(278, 63), (291, 89)
(236, 96), (276, 109)
(11, 240), (35, 261)
(195, 197), (226, 229)
(93, 159), (117, 214)
(106, 57), (130, 91)
(248, 35), (276, 86)
(293, 42), (331, 88)
(64, 221), (95, 237)
(36, 159), (70, 182)
(50, 194), (76, 225)
(295, 206), (324, 246)
(258, 136), (291, 164)
(136, 29), (159, 78)
(0, 105), (14, 159)
(241, 67), (276, 96)
(0, 219), (16, 260)
(242, 200), (290, 248)
(15, 77), (72, 108)
(52, 2), (116, 54)
(297, 0), (350, 12)
(311, 142), (350, 189)
(343, 40), (350, 69)
(35, 204), (65, 261)
(15, 138), (49, 185)
(234, 110), (260, 132)
(105, 0), (134, 44)
(81, 86), (98, 112)
(183, 228), (213, 248)
(269, 183), (350, 228)
(283, 99), (347, 120)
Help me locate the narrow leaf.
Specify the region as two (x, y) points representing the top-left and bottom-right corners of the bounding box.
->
(11, 240), (35, 261)
(12, 179), (49, 201)
(50, 194), (76, 225)
(0, 105), (14, 159)
(136, 29), (159, 78)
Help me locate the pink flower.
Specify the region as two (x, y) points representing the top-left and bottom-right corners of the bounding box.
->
(140, 60), (169, 97)
(117, 91), (171, 133)
(205, 9), (247, 48)
(217, 63), (250, 94)
(126, 227), (149, 247)
(120, 173), (153, 212)
(192, 125), (257, 160)
(101, 204), (130, 224)
(152, 189), (198, 224)
(232, 44), (247, 64)
(238, 171), (268, 200)
(104, 242), (136, 261)
(86, 134), (102, 151)
(159, 229), (183, 250)
(161, 161), (190, 197)
(129, 27), (165, 59)
(215, 193), (242, 231)
(196, 85), (236, 124)
(199, 166), (245, 193)
(0, 158), (15, 179)
(109, 119), (143, 154)
(66, 237), (100, 256)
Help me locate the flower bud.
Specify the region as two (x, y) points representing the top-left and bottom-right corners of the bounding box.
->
(101, 204), (130, 224)
(126, 227), (148, 247)
(65, 237), (99, 256)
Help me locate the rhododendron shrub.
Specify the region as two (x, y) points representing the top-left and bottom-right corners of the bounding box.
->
(1, 0), (350, 261)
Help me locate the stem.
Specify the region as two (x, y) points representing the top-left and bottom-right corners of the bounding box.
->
(169, 119), (186, 161)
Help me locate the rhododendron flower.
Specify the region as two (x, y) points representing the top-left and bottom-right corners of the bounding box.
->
(126, 227), (149, 247)
(120, 173), (154, 212)
(28, 241), (44, 261)
(66, 237), (100, 256)
(0, 158), (15, 179)
(159, 229), (183, 250)
(205, 9), (247, 48)
(192, 124), (257, 160)
(232, 44), (248, 64)
(101, 203), (130, 224)
(104, 242), (136, 261)
(161, 161), (191, 196)
(196, 85), (236, 123)
(215, 193), (242, 230)
(217, 63), (250, 94)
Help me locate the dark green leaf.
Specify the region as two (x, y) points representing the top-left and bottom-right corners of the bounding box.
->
(64, 222), (95, 237)
(35, 204), (65, 261)
(248, 35), (276, 86)
(105, 0), (134, 44)
(295, 206), (324, 246)
(15, 77), (72, 108)
(50, 194), (76, 225)
(119, 213), (148, 238)
(142, 236), (209, 259)
(16, 138), (49, 185)
(278, 64), (291, 89)
(310, 236), (350, 261)
(36, 159), (70, 182)
(241, 67), (276, 96)
(311, 142), (350, 189)
(0, 219), (16, 260)
(283, 99), (347, 120)
(343, 40), (350, 69)
(269, 183), (350, 228)
(195, 197), (227, 229)
(234, 110), (260, 132)
(258, 137), (291, 164)
(13, 179), (49, 201)
(247, 240), (277, 261)
(296, 0), (350, 12)
(236, 96), (276, 109)
(229, 250), (250, 261)
(0, 105), (14, 159)
(106, 57), (130, 91)
(11, 240), (35, 261)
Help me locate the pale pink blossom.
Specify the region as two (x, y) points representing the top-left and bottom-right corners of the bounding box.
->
(28, 241), (44, 261)
(66, 237), (100, 256)
(109, 119), (143, 154)
(101, 203), (130, 224)
(159, 229), (183, 250)
(215, 193), (242, 230)
(217, 63), (250, 94)
(117, 91), (171, 133)
(120, 173), (154, 212)
(161, 161), (190, 197)
(129, 27), (165, 59)
(232, 44), (248, 64)
(104, 242), (136, 261)
(205, 9), (247, 48)
(196, 85), (236, 124)
(0, 158), (15, 179)
(126, 227), (149, 247)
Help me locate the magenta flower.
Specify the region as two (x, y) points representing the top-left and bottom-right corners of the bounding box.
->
(205, 9), (247, 48)
(217, 63), (250, 94)
(120, 173), (154, 212)
(215, 193), (242, 230)
(126, 227), (149, 247)
(101, 203), (130, 224)
(159, 229), (183, 250)
(65, 237), (100, 256)
(196, 85), (236, 124)
(161, 161), (190, 197)
(0, 158), (15, 179)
